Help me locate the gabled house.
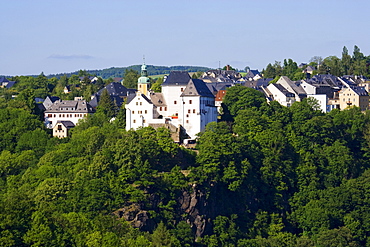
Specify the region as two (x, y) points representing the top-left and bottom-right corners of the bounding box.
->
(0, 77), (16, 88)
(79, 76), (99, 84)
(276, 76), (306, 102)
(244, 69), (262, 81)
(201, 69), (241, 83)
(339, 85), (369, 111)
(266, 83), (296, 107)
(303, 66), (315, 74)
(44, 99), (94, 128)
(53, 120), (75, 138)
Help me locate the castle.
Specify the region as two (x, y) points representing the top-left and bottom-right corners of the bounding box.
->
(125, 63), (217, 140)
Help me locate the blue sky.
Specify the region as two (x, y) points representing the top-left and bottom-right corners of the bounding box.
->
(1, 0), (369, 76)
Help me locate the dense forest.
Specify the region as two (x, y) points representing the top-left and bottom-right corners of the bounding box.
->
(1, 45), (370, 246)
(1, 83), (370, 246)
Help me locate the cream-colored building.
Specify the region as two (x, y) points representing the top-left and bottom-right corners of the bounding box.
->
(53, 121), (75, 138)
(339, 86), (369, 111)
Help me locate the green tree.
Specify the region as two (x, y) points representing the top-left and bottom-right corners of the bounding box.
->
(151, 77), (163, 92)
(341, 46), (352, 75)
(96, 89), (116, 119)
(122, 69), (140, 89)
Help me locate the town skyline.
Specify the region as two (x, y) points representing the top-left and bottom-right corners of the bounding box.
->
(1, 0), (370, 76)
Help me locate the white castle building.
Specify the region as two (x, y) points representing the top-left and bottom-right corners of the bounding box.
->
(125, 63), (217, 140)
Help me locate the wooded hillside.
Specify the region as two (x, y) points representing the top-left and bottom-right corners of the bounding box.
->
(1, 85), (370, 246)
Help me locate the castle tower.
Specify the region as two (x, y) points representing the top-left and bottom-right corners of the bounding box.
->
(137, 60), (150, 95)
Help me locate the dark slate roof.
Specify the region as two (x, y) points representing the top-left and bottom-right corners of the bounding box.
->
(5, 81), (16, 88)
(45, 100), (94, 113)
(0, 77), (9, 83)
(97, 82), (128, 96)
(49, 96), (60, 102)
(244, 78), (272, 88)
(90, 82), (129, 108)
(181, 79), (215, 98)
(57, 120), (75, 128)
(162, 71), (191, 86)
(351, 86), (369, 96)
(126, 93), (153, 105)
(274, 84), (295, 97)
(205, 82), (233, 91)
(205, 84), (218, 95)
(340, 77), (356, 86)
(308, 74), (342, 88)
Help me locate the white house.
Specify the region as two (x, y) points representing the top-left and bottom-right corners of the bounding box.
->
(276, 76), (306, 102)
(44, 99), (94, 128)
(125, 64), (217, 140)
(266, 83), (296, 107)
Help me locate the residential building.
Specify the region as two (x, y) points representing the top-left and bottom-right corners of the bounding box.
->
(0, 77), (16, 88)
(53, 121), (75, 138)
(339, 86), (369, 111)
(44, 99), (94, 128)
(266, 83), (296, 107)
(276, 76), (306, 102)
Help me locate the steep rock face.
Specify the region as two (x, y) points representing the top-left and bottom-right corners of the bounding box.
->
(112, 203), (154, 231)
(112, 185), (226, 238)
(178, 186), (214, 238)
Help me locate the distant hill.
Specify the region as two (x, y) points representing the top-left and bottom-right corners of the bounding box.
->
(47, 65), (212, 79)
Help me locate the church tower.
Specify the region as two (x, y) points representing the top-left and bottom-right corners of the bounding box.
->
(137, 60), (150, 95)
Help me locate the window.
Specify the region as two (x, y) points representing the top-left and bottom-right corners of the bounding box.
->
(133, 120), (136, 123)
(164, 107), (167, 111)
(188, 109), (191, 113)
(174, 101), (177, 104)
(62, 114), (65, 117)
(186, 120), (189, 123)
(189, 100), (192, 104)
(136, 102), (138, 105)
(186, 114), (189, 118)
(145, 110), (147, 114)
(175, 113), (178, 116)
(132, 111), (135, 114)
(143, 120), (146, 123)
(140, 102), (142, 105)
(160, 107), (162, 111)
(48, 114), (52, 117)
(193, 109), (196, 113)
(57, 125), (62, 130)
(181, 88), (184, 92)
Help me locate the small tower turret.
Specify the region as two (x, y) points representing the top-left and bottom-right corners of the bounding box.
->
(137, 58), (150, 95)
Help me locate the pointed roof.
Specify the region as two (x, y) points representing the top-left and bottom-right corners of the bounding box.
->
(162, 71), (191, 86)
(90, 82), (128, 108)
(0, 77), (10, 83)
(181, 79), (214, 98)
